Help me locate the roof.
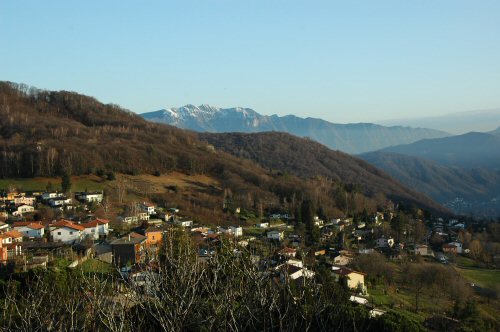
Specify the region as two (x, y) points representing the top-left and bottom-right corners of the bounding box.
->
(443, 244), (457, 249)
(332, 266), (366, 276)
(111, 232), (147, 245)
(279, 263), (302, 275)
(140, 202), (155, 207)
(4, 230), (24, 238)
(279, 247), (297, 254)
(13, 222), (44, 230)
(51, 220), (84, 231)
(81, 218), (109, 228)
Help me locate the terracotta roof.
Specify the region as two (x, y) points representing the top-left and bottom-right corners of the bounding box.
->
(51, 220), (84, 231)
(4, 230), (24, 238)
(13, 222), (44, 230)
(95, 218), (110, 224)
(280, 247), (297, 254)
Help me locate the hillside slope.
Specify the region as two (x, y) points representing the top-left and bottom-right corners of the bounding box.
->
(0, 81), (449, 216)
(143, 105), (448, 154)
(381, 132), (500, 169)
(199, 132), (449, 214)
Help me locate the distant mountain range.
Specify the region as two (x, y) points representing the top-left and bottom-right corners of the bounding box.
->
(359, 132), (500, 217)
(142, 105), (449, 154)
(377, 109), (500, 134)
(379, 132), (500, 169)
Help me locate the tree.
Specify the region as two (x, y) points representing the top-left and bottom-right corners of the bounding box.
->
(61, 172), (71, 193)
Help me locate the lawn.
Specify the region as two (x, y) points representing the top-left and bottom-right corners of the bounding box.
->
(0, 175), (106, 192)
(456, 267), (500, 290)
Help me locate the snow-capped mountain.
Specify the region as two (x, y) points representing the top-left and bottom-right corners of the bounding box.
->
(141, 105), (450, 154)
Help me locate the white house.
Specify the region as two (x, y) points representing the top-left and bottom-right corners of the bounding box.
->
(49, 197), (72, 207)
(11, 204), (35, 216)
(448, 241), (463, 254)
(256, 222), (269, 228)
(174, 219), (193, 227)
(77, 192), (103, 204)
(13, 222), (45, 238)
(41, 192), (64, 201)
(50, 220), (84, 243)
(82, 218), (110, 240)
(229, 226), (243, 237)
(267, 230), (284, 241)
(138, 202), (156, 215)
(14, 196), (36, 206)
(278, 263), (315, 281)
(375, 236), (394, 248)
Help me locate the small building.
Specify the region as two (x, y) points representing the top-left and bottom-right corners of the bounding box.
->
(11, 204), (35, 216)
(332, 267), (366, 292)
(41, 192), (64, 201)
(13, 222), (45, 238)
(278, 263), (315, 281)
(0, 230), (24, 244)
(76, 192), (104, 204)
(375, 236), (394, 248)
(279, 247), (297, 258)
(447, 241), (463, 254)
(50, 220), (84, 243)
(267, 230), (284, 241)
(442, 243), (458, 255)
(414, 244), (429, 256)
(14, 195), (36, 206)
(174, 219), (193, 227)
(255, 222), (269, 228)
(229, 226), (243, 238)
(81, 218), (110, 240)
(111, 232), (147, 267)
(48, 197), (72, 208)
(138, 202), (156, 215)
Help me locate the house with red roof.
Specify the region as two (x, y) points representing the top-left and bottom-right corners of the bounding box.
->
(13, 222), (45, 238)
(81, 218), (110, 240)
(50, 220), (85, 243)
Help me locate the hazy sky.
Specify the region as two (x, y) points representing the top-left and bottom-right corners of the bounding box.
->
(2, 1), (500, 123)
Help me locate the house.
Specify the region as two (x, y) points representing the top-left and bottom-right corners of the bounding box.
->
(332, 267), (366, 292)
(118, 215), (139, 224)
(138, 212), (150, 221)
(448, 241), (463, 254)
(229, 226), (243, 237)
(13, 222), (45, 238)
(375, 236), (394, 248)
(138, 202), (156, 215)
(0, 230), (24, 244)
(0, 221), (9, 231)
(111, 232), (147, 266)
(255, 222), (269, 228)
(278, 263), (315, 281)
(174, 219), (193, 227)
(81, 218), (110, 240)
(41, 192), (64, 201)
(144, 226), (164, 247)
(11, 204), (35, 216)
(50, 220), (85, 243)
(267, 230), (284, 241)
(75, 191), (104, 204)
(0, 242), (7, 262)
(48, 197), (72, 208)
(414, 244), (429, 256)
(279, 247), (297, 258)
(14, 195), (36, 206)
(333, 253), (353, 266)
(442, 243), (459, 255)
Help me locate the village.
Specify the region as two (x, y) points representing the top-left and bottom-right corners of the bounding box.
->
(0, 184), (494, 325)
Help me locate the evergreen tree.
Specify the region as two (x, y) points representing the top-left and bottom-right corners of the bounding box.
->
(61, 173), (71, 193)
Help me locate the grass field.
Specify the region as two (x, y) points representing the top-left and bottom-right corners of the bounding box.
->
(78, 259), (115, 274)
(0, 175), (106, 192)
(455, 267), (500, 290)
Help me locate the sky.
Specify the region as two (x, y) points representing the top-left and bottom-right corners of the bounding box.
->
(1, 1), (500, 123)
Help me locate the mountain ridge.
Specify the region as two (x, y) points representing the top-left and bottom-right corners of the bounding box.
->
(142, 105), (449, 154)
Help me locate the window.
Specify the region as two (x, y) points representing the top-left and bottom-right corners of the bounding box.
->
(57, 232), (61, 235)
(70, 231), (73, 235)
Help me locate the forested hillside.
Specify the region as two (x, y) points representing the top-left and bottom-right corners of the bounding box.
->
(0, 81), (448, 216)
(199, 132), (449, 215)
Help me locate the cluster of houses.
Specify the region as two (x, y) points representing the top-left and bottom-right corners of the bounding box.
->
(0, 190), (104, 220)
